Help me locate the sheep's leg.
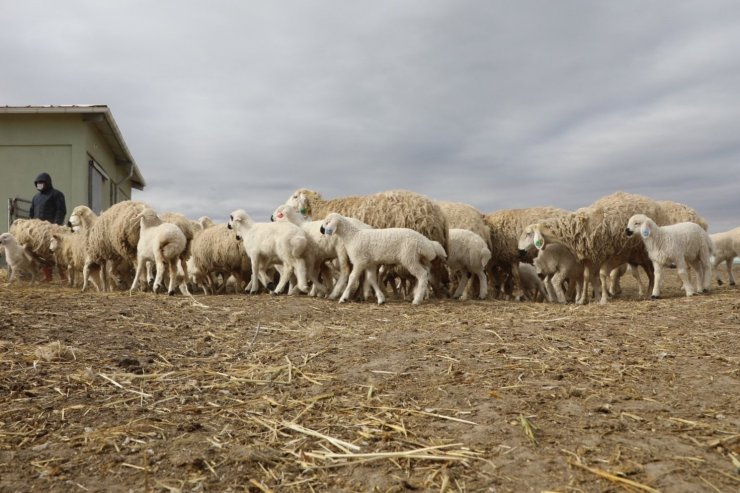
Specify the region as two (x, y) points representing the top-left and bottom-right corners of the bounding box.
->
(577, 265), (590, 305)
(407, 264), (430, 305)
(453, 271), (469, 299)
(599, 268), (611, 302)
(166, 258), (178, 295)
(726, 258), (736, 286)
(476, 269), (488, 300)
(596, 267), (607, 305)
(688, 258), (703, 293)
(82, 262), (92, 292)
(713, 257), (725, 285)
(629, 264), (645, 297)
(272, 263), (293, 295)
(651, 262), (664, 299)
(340, 264), (364, 303)
(129, 258), (146, 293)
(248, 257), (262, 294)
(329, 254), (351, 299)
(551, 271), (568, 304)
(510, 262), (524, 301)
(674, 258), (694, 297)
(293, 258), (310, 293)
(364, 266), (385, 305)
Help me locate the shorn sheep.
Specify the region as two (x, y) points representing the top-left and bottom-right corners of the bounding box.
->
(285, 188), (449, 296)
(446, 228), (492, 300)
(710, 227), (740, 286)
(130, 207), (189, 295)
(320, 212), (446, 305)
(228, 209), (310, 295)
(625, 214), (713, 298)
(0, 233), (42, 283)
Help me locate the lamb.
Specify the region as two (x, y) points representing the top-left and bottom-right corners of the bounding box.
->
(49, 231), (102, 289)
(709, 227), (740, 286)
(189, 223), (251, 295)
(0, 233), (42, 284)
(483, 206), (569, 300)
(446, 228), (492, 300)
(625, 214), (713, 298)
(531, 243), (584, 304)
(272, 203), (373, 298)
(129, 207), (189, 295)
(517, 263), (549, 302)
(228, 209), (309, 295)
(285, 188), (449, 296)
(319, 212), (446, 305)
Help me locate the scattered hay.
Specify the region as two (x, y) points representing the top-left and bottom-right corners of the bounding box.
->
(34, 341), (77, 361)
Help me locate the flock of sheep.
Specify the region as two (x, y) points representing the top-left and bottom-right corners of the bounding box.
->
(1, 188), (738, 306)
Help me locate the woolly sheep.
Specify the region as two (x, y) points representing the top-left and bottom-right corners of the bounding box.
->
(483, 206), (569, 300)
(285, 189), (449, 296)
(625, 214), (713, 298)
(0, 233), (41, 284)
(228, 209), (309, 295)
(130, 207), (189, 295)
(709, 227), (740, 286)
(437, 201), (491, 249)
(82, 201), (146, 291)
(189, 223), (251, 295)
(9, 218), (68, 280)
(320, 212), (446, 305)
(446, 228), (492, 300)
(50, 231), (102, 289)
(656, 200), (709, 231)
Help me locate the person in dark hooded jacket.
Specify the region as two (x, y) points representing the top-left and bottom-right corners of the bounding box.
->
(30, 172), (67, 226)
(30, 172), (67, 282)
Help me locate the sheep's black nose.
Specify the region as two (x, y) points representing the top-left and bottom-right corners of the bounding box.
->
(517, 249), (528, 259)
(227, 223), (232, 230)
(270, 215), (274, 222)
(319, 225), (325, 234)
(625, 228), (633, 237)
(235, 234), (242, 241)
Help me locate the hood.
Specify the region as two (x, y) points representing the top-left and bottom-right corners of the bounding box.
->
(34, 172), (53, 189)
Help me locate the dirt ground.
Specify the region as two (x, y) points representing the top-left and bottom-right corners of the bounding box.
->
(0, 267), (738, 492)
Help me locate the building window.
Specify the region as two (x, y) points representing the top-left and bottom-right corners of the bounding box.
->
(88, 160), (109, 214)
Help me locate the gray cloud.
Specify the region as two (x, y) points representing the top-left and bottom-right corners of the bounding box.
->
(2, 0), (739, 231)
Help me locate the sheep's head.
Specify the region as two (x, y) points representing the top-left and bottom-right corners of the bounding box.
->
(0, 233), (13, 246)
(319, 213), (342, 236)
(50, 234), (62, 252)
(626, 214), (653, 238)
(518, 224), (546, 259)
(228, 209), (250, 240)
(286, 189), (316, 217)
(271, 204), (296, 223)
(135, 207), (161, 227)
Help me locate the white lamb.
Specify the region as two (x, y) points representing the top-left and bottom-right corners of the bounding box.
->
(518, 263), (549, 302)
(228, 209), (309, 295)
(709, 227), (740, 286)
(130, 208), (189, 295)
(446, 228), (491, 300)
(530, 243), (584, 304)
(625, 214), (713, 298)
(320, 212), (446, 305)
(0, 233), (41, 284)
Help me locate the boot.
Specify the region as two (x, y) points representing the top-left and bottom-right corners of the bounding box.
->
(42, 266), (54, 282)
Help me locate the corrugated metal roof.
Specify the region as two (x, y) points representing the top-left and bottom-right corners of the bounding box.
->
(0, 105), (145, 190)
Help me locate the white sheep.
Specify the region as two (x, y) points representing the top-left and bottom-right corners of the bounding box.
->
(517, 263), (549, 302)
(320, 212), (446, 305)
(530, 243), (584, 304)
(625, 214), (713, 298)
(709, 227), (740, 286)
(130, 207), (188, 295)
(228, 209), (309, 295)
(446, 228), (492, 300)
(0, 233), (41, 284)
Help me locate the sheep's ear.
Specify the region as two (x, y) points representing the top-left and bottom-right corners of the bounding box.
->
(533, 230), (545, 250)
(640, 222), (651, 238)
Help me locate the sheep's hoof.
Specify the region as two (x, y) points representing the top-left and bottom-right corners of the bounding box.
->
(702, 289), (709, 293)
(730, 281), (736, 286)
(168, 290), (175, 296)
(717, 279), (724, 286)
(338, 298), (348, 304)
(650, 295), (660, 300)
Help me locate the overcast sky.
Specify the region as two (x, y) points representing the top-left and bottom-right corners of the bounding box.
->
(2, 1), (739, 231)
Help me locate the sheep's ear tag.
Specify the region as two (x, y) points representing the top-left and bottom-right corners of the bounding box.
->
(533, 232), (544, 250)
(299, 207), (307, 215)
(641, 225), (650, 238)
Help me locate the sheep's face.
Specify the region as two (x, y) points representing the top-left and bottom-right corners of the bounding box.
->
(518, 225), (544, 258)
(320, 214), (340, 236)
(626, 214), (652, 238)
(286, 191), (309, 216)
(50, 235), (61, 252)
(228, 210), (249, 240)
(271, 205), (292, 223)
(0, 233), (14, 246)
